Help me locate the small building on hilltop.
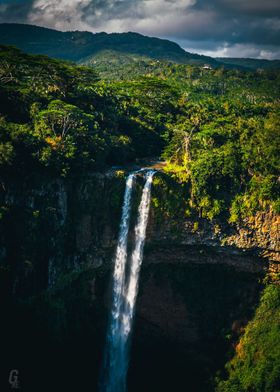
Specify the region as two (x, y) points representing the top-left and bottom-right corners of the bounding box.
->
(202, 64), (212, 70)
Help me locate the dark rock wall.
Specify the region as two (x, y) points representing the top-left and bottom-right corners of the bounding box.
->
(0, 171), (278, 391)
(130, 262), (262, 391)
(1, 171), (278, 297)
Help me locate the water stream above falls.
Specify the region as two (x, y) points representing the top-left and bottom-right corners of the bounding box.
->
(100, 170), (155, 392)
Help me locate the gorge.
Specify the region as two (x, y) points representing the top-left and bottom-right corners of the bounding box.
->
(1, 169), (278, 391)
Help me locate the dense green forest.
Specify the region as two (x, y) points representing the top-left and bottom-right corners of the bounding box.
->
(0, 39), (280, 392)
(0, 44), (279, 223)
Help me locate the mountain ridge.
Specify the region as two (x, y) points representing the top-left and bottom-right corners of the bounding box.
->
(0, 23), (279, 70)
(216, 56), (280, 70)
(0, 23), (217, 65)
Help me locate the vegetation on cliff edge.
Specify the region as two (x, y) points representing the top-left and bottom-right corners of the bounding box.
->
(216, 282), (280, 392)
(0, 44), (279, 222)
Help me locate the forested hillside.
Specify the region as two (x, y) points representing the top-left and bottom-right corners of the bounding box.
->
(216, 57), (280, 70)
(0, 44), (279, 223)
(0, 23), (218, 66)
(1, 23), (280, 71)
(0, 45), (172, 176)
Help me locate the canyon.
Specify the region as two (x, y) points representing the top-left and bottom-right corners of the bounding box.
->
(0, 170), (279, 391)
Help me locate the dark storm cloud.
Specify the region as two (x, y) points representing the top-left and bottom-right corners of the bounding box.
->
(0, 0), (279, 59)
(0, 0), (34, 23)
(200, 0), (280, 17)
(187, 0), (280, 45)
(82, 0), (143, 21)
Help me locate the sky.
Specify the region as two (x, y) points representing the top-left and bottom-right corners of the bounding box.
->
(0, 0), (280, 59)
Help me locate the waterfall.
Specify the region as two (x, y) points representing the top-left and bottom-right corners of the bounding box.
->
(100, 170), (155, 392)
(121, 171), (155, 350)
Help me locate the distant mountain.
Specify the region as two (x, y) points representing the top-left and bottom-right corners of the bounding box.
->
(215, 57), (280, 70)
(0, 23), (279, 71)
(0, 23), (221, 67)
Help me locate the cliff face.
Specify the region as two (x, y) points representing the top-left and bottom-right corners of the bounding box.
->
(0, 173), (125, 297)
(131, 262), (261, 391)
(1, 173), (123, 391)
(1, 171), (278, 296)
(149, 207), (280, 260)
(0, 171), (278, 391)
(147, 174), (279, 276)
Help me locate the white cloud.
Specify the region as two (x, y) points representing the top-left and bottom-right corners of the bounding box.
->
(27, 0), (196, 33)
(184, 42), (280, 60)
(132, 9), (218, 38)
(28, 0), (93, 31)
(1, 0), (278, 59)
(141, 0), (195, 15)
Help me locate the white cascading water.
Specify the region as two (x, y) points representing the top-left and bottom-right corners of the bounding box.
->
(101, 173), (136, 392)
(100, 170), (155, 392)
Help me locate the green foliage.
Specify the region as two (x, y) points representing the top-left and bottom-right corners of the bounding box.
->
(0, 141), (14, 165)
(216, 283), (280, 392)
(0, 45), (174, 176)
(163, 97), (279, 220)
(150, 173), (188, 228)
(0, 44), (279, 219)
(230, 175), (280, 222)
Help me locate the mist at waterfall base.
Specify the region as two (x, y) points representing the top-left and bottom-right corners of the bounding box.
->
(100, 170), (155, 392)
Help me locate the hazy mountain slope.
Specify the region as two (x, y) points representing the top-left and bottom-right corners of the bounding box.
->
(0, 23), (279, 71)
(0, 23), (221, 66)
(216, 57), (280, 70)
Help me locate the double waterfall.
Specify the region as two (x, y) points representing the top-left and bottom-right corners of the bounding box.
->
(100, 170), (155, 392)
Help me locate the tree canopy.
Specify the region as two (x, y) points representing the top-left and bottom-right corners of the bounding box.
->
(0, 44), (279, 220)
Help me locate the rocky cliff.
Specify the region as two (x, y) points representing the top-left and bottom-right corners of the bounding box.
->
(0, 171), (279, 391)
(1, 171), (278, 293)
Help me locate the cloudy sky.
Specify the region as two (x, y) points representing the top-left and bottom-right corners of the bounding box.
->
(0, 0), (280, 59)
